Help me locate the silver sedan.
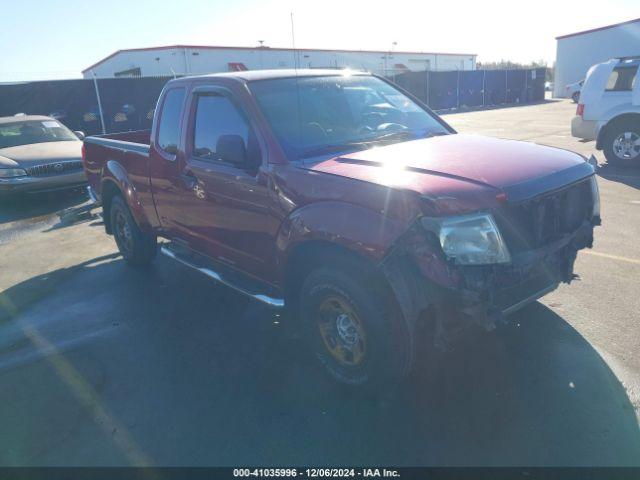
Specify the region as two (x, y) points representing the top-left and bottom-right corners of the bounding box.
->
(0, 115), (86, 195)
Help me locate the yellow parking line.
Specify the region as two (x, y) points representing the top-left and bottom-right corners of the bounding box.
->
(0, 292), (151, 466)
(23, 325), (154, 467)
(582, 249), (640, 265)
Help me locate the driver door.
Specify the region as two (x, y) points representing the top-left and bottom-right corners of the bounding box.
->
(175, 86), (273, 279)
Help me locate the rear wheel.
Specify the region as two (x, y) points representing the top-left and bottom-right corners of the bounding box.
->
(110, 195), (157, 266)
(300, 264), (413, 387)
(603, 121), (640, 168)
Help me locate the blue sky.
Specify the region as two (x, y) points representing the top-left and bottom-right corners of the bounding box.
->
(1, 0), (638, 81)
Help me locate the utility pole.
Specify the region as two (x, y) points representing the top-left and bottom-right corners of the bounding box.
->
(389, 41), (397, 79)
(91, 70), (106, 134)
(258, 40), (265, 69)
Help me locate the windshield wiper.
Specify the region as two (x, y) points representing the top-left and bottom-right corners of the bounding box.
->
(369, 129), (448, 144)
(298, 141), (371, 160)
(298, 131), (449, 161)
(368, 130), (417, 143)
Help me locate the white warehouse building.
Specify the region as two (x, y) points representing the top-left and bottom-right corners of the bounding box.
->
(554, 17), (640, 98)
(82, 44), (477, 79)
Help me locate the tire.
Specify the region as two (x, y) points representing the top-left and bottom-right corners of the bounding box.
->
(603, 121), (640, 168)
(300, 264), (413, 387)
(571, 91), (580, 103)
(110, 195), (157, 266)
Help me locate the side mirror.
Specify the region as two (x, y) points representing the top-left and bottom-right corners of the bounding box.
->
(74, 130), (85, 140)
(216, 134), (247, 166)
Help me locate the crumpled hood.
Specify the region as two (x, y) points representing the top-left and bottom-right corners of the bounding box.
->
(0, 140), (82, 168)
(307, 134), (593, 205)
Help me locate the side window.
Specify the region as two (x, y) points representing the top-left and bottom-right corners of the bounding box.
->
(605, 66), (638, 92)
(157, 88), (186, 153)
(192, 94), (251, 165)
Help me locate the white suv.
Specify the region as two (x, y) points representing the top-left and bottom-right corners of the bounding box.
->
(571, 57), (640, 167)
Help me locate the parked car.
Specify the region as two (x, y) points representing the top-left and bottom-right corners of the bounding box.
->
(83, 70), (600, 387)
(545, 81), (554, 92)
(565, 79), (584, 102)
(0, 115), (86, 195)
(572, 57), (640, 167)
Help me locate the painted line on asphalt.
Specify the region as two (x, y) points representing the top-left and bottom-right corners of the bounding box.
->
(582, 249), (640, 266)
(22, 324), (154, 466)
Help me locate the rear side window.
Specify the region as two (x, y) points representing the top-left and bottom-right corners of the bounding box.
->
(157, 88), (185, 153)
(605, 66), (638, 92)
(192, 94), (250, 163)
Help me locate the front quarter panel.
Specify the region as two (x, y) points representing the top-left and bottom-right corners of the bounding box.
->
(276, 200), (412, 271)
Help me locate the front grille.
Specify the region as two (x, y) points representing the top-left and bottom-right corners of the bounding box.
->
(496, 179), (592, 252)
(26, 161), (83, 177)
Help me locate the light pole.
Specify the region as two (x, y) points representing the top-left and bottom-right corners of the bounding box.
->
(389, 41), (397, 79)
(258, 40), (265, 69)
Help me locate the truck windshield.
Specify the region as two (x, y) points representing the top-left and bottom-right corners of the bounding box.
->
(249, 74), (449, 161)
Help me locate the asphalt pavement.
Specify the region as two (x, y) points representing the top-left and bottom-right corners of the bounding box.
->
(0, 98), (638, 466)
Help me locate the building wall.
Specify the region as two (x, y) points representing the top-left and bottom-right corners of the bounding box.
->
(554, 21), (640, 97)
(83, 47), (476, 79)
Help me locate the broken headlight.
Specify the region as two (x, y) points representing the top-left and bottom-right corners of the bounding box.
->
(422, 213), (511, 265)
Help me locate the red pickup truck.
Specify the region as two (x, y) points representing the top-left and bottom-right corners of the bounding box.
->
(83, 69), (600, 387)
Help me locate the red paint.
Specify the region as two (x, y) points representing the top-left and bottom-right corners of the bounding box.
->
(83, 71), (591, 292)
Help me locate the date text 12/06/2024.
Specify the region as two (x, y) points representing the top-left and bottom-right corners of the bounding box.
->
(233, 469), (400, 478)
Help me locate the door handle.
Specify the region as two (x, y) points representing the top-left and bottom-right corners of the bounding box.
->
(180, 171), (198, 189)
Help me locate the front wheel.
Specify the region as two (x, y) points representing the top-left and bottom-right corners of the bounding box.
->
(603, 122), (640, 168)
(300, 266), (413, 387)
(110, 195), (158, 266)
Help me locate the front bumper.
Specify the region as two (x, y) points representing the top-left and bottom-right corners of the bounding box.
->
(382, 219), (596, 349)
(454, 221), (594, 328)
(0, 171), (87, 195)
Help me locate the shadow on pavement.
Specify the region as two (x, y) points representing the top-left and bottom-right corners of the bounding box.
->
(0, 254), (638, 466)
(0, 189), (88, 225)
(597, 163), (640, 190)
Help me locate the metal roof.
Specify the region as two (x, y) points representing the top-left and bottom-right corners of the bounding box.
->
(184, 68), (371, 82)
(82, 44), (477, 74)
(556, 17), (640, 40)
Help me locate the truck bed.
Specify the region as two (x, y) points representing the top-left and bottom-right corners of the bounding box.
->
(82, 129), (152, 206)
(97, 129), (151, 146)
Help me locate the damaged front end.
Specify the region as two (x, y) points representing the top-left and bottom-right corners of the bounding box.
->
(381, 174), (601, 350)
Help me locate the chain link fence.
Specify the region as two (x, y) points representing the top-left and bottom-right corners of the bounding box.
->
(0, 68), (546, 135)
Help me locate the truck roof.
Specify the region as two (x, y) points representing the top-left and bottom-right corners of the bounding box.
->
(174, 68), (372, 83)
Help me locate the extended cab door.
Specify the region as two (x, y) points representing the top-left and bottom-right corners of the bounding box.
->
(173, 85), (274, 280)
(148, 85), (190, 238)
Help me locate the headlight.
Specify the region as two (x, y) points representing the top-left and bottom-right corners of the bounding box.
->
(589, 174), (600, 219)
(0, 168), (27, 178)
(422, 213), (511, 265)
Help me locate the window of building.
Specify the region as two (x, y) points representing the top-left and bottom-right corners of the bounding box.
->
(114, 67), (142, 78)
